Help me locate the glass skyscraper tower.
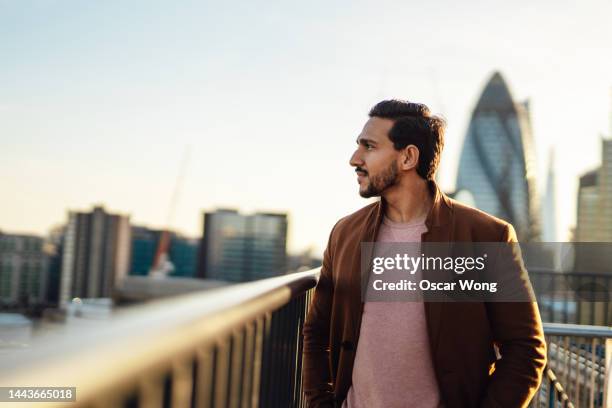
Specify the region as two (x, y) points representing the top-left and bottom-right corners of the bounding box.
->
(456, 72), (540, 242)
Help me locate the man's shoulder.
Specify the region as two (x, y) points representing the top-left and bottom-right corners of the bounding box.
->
(447, 196), (514, 240)
(331, 201), (378, 237)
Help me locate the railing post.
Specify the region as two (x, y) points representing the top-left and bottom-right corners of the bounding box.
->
(241, 321), (255, 408)
(172, 357), (194, 408)
(194, 346), (214, 408)
(251, 315), (266, 407)
(590, 338), (598, 408)
(548, 373), (555, 408)
(605, 338), (611, 408)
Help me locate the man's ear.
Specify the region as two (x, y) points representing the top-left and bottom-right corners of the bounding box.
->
(400, 145), (419, 171)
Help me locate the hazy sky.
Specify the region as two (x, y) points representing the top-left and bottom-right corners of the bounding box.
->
(2, 0), (611, 255)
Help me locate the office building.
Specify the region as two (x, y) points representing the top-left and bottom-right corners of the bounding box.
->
(542, 149), (558, 242)
(130, 226), (198, 278)
(456, 72), (540, 241)
(0, 232), (49, 308)
(59, 206), (131, 307)
(198, 209), (288, 282)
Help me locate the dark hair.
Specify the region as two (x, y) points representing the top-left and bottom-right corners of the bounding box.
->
(369, 99), (446, 181)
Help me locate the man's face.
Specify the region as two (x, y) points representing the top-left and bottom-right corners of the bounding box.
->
(349, 117), (400, 198)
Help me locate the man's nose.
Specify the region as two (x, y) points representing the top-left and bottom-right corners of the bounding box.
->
(349, 149), (362, 168)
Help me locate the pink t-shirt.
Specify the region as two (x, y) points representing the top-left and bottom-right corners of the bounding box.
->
(343, 216), (444, 408)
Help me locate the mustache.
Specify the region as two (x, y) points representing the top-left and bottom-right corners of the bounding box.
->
(355, 167), (368, 175)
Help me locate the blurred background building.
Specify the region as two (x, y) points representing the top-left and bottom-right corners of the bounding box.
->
(573, 138), (612, 275)
(575, 138), (612, 242)
(43, 225), (65, 308)
(0, 232), (48, 309)
(455, 72), (541, 242)
(58, 206), (131, 308)
(130, 226), (198, 278)
(197, 209), (288, 282)
(542, 149), (559, 243)
(576, 168), (601, 243)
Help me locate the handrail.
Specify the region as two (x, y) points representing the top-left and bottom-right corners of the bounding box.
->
(1, 267), (609, 408)
(0, 268), (320, 407)
(543, 323), (612, 338)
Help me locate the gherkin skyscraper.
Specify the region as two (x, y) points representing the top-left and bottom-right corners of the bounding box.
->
(456, 72), (540, 242)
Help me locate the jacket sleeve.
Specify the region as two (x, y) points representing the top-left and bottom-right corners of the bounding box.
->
(302, 225), (337, 408)
(480, 224), (548, 408)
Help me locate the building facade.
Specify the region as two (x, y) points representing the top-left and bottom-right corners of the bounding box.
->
(130, 226), (198, 278)
(576, 169), (600, 243)
(456, 72), (540, 242)
(542, 149), (559, 242)
(575, 138), (612, 242)
(168, 235), (198, 278)
(59, 206), (131, 307)
(130, 226), (160, 277)
(197, 210), (288, 282)
(0, 232), (49, 308)
(44, 225), (65, 307)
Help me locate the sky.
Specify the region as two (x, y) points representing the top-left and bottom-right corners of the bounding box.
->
(1, 0), (612, 256)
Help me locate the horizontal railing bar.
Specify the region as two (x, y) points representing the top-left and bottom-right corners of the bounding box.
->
(543, 323), (612, 338)
(2, 266), (609, 408)
(528, 268), (612, 279)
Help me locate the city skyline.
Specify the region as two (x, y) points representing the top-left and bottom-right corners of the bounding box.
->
(2, 1), (612, 255)
(1, 4), (611, 407)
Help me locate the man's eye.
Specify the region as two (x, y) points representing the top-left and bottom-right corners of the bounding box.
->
(365, 144), (373, 150)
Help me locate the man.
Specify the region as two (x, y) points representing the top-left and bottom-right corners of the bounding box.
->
(302, 100), (547, 408)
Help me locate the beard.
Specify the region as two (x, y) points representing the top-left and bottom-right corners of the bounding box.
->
(359, 161), (399, 198)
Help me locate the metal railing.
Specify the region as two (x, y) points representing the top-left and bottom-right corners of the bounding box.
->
(1, 268), (610, 408)
(0, 269), (319, 408)
(530, 323), (612, 408)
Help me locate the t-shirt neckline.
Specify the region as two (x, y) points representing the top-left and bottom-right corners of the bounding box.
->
(382, 215), (427, 229)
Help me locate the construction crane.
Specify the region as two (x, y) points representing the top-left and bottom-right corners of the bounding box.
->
(149, 146), (191, 278)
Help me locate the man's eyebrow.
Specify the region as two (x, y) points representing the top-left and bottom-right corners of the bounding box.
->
(356, 137), (377, 146)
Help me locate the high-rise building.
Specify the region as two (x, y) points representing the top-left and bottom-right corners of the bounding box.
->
(130, 226), (198, 278)
(168, 236), (199, 278)
(0, 232), (49, 308)
(597, 137), (612, 240)
(542, 149), (559, 242)
(197, 209), (288, 282)
(575, 138), (612, 242)
(456, 72), (540, 241)
(575, 169), (600, 242)
(44, 225), (65, 307)
(59, 206), (131, 307)
(130, 226), (159, 277)
(574, 136), (612, 276)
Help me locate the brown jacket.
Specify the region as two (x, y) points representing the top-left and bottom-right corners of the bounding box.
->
(302, 180), (547, 408)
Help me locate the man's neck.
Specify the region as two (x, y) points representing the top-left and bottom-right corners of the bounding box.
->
(382, 178), (433, 224)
